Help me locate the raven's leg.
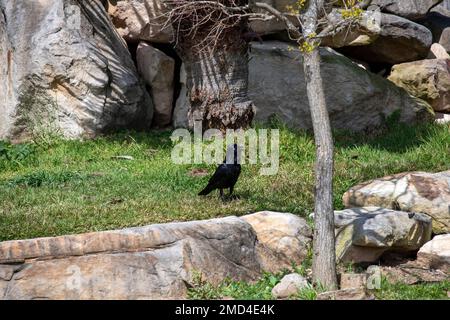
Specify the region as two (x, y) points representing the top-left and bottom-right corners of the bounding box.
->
(219, 189), (225, 201)
(229, 186), (240, 200)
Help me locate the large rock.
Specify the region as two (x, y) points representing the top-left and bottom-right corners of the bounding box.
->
(388, 59), (450, 113)
(107, 0), (173, 43)
(334, 207), (432, 264)
(0, 0), (153, 141)
(417, 234), (450, 272)
(343, 171), (450, 234)
(371, 0), (443, 20)
(241, 211), (312, 273)
(136, 42), (175, 127)
(248, 41), (433, 132)
(0, 217), (262, 299)
(339, 13), (433, 64)
(0, 212), (311, 299)
(428, 43), (450, 59)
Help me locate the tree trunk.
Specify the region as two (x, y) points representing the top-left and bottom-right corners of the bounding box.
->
(302, 0), (338, 290)
(169, 1), (255, 131)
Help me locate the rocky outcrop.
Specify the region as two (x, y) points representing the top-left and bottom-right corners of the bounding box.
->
(247, 41), (433, 132)
(137, 42), (175, 127)
(343, 171), (450, 233)
(371, 0), (443, 20)
(334, 207), (432, 264)
(388, 59), (450, 113)
(0, 212), (311, 300)
(0, 0), (153, 141)
(339, 13), (433, 64)
(241, 211), (312, 273)
(417, 234), (450, 272)
(106, 0), (173, 43)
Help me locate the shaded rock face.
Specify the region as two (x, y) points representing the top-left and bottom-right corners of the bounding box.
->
(241, 211), (312, 273)
(248, 41), (433, 132)
(417, 234), (450, 272)
(107, 0), (173, 43)
(334, 207), (432, 264)
(0, 212), (311, 300)
(0, 217), (261, 300)
(136, 42), (175, 127)
(388, 59), (450, 113)
(0, 0), (153, 141)
(419, 11), (450, 52)
(339, 13), (432, 64)
(172, 64), (190, 128)
(371, 0), (443, 20)
(343, 171), (450, 234)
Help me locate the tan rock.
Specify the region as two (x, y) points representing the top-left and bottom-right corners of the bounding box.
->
(107, 0), (173, 43)
(389, 59), (450, 113)
(428, 43), (450, 59)
(417, 234), (450, 272)
(136, 42), (175, 127)
(343, 171), (450, 234)
(340, 273), (367, 290)
(241, 211), (312, 273)
(317, 288), (372, 300)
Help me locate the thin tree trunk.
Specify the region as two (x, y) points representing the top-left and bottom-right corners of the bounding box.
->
(302, 0), (338, 290)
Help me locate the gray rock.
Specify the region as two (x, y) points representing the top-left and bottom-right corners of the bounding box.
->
(0, 0), (153, 141)
(343, 171), (450, 234)
(419, 11), (450, 53)
(241, 211), (312, 273)
(371, 0), (442, 20)
(271, 273), (309, 299)
(340, 13), (432, 64)
(172, 64), (190, 128)
(334, 207), (432, 264)
(137, 42), (175, 127)
(248, 41), (433, 132)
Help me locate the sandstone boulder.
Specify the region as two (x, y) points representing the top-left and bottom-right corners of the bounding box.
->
(137, 42), (175, 127)
(107, 0), (173, 43)
(248, 41), (433, 132)
(339, 13), (432, 64)
(0, 0), (153, 141)
(241, 211), (312, 273)
(417, 234), (450, 272)
(343, 171), (450, 233)
(371, 0), (442, 20)
(0, 212), (312, 299)
(0, 217), (261, 299)
(334, 207), (432, 264)
(389, 59), (450, 113)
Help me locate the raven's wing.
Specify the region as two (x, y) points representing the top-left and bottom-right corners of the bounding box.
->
(198, 164), (230, 195)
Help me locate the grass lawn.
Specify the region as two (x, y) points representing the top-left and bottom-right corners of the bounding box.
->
(0, 121), (449, 241)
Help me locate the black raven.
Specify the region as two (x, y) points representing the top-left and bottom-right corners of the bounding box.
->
(198, 144), (242, 200)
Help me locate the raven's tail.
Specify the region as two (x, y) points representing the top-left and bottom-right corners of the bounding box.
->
(198, 184), (213, 196)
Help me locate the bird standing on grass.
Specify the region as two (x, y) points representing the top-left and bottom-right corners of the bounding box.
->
(198, 144), (242, 200)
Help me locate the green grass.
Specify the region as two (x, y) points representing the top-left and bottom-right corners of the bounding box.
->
(0, 122), (449, 241)
(187, 270), (450, 300)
